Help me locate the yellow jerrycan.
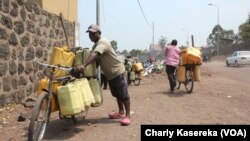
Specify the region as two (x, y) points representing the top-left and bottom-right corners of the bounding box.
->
(49, 47), (75, 78)
(193, 65), (201, 81)
(75, 78), (96, 107)
(74, 48), (96, 77)
(57, 80), (85, 116)
(37, 78), (60, 112)
(88, 78), (103, 107)
(186, 47), (202, 65)
(176, 66), (186, 82)
(130, 71), (135, 81)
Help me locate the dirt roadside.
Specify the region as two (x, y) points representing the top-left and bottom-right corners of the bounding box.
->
(0, 60), (250, 141)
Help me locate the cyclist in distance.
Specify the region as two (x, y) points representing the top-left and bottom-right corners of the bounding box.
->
(165, 39), (181, 93)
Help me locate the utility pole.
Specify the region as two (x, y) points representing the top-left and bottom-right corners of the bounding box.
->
(96, 0), (100, 26)
(152, 22), (154, 59)
(96, 0), (101, 83)
(191, 35), (194, 47)
(209, 3), (220, 57)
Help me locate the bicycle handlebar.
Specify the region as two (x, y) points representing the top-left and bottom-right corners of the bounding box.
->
(36, 61), (73, 72)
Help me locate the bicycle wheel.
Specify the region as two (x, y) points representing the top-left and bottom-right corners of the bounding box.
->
(28, 92), (50, 141)
(71, 107), (89, 123)
(133, 74), (141, 86)
(184, 69), (194, 93)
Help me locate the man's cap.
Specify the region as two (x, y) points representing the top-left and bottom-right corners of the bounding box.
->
(86, 24), (101, 33)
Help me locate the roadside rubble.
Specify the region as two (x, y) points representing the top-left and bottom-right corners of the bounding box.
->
(0, 103), (32, 131)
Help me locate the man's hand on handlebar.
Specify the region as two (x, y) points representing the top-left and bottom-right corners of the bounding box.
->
(69, 65), (85, 78)
(76, 65), (85, 71)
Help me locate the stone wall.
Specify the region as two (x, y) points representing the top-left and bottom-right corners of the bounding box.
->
(0, 0), (75, 107)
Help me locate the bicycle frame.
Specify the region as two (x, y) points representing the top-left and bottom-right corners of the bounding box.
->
(28, 62), (73, 141)
(39, 62), (73, 116)
(176, 64), (194, 93)
(45, 67), (55, 119)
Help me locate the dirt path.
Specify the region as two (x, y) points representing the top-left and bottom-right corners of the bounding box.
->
(0, 60), (250, 141)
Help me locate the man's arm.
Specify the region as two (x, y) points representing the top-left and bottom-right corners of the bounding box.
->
(77, 51), (100, 70)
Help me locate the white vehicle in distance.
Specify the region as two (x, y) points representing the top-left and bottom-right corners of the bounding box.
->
(226, 51), (250, 67)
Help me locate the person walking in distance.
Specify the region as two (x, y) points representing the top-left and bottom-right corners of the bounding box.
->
(165, 39), (181, 93)
(77, 24), (131, 125)
(124, 58), (132, 85)
(101, 69), (108, 89)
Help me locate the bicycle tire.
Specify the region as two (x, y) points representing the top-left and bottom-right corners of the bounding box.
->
(71, 107), (89, 123)
(28, 92), (50, 141)
(184, 69), (194, 93)
(133, 74), (141, 86)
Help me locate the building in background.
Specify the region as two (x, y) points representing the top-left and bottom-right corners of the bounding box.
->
(27, 0), (77, 22)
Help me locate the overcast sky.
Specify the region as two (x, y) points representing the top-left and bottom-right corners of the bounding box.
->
(78, 0), (250, 51)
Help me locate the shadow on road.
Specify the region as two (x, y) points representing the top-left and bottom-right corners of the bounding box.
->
(42, 116), (119, 140)
(157, 90), (191, 97)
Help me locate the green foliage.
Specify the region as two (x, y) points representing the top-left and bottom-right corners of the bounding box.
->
(129, 49), (142, 57)
(158, 36), (167, 50)
(207, 24), (235, 47)
(121, 50), (128, 55)
(110, 40), (118, 51)
(239, 13), (250, 41)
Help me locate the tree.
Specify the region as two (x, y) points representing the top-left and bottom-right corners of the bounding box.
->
(239, 13), (250, 41)
(207, 24), (235, 47)
(121, 50), (128, 54)
(130, 49), (141, 57)
(207, 24), (223, 47)
(158, 36), (167, 50)
(121, 50), (129, 56)
(110, 40), (118, 51)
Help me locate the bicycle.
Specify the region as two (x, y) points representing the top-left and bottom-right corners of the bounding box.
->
(28, 61), (88, 141)
(175, 64), (194, 93)
(130, 71), (142, 86)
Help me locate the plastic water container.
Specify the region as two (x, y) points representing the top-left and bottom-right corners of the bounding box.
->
(74, 48), (96, 77)
(181, 49), (188, 65)
(130, 71), (135, 81)
(75, 78), (96, 107)
(37, 78), (60, 112)
(134, 62), (144, 71)
(186, 47), (202, 65)
(49, 47), (75, 78)
(88, 78), (103, 107)
(176, 66), (186, 82)
(57, 80), (84, 116)
(193, 65), (201, 81)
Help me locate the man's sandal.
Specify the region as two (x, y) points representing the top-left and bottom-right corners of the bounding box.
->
(120, 117), (131, 126)
(108, 113), (125, 119)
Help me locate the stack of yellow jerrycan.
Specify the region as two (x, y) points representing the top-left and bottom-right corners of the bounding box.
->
(49, 46), (75, 78)
(88, 78), (103, 107)
(177, 49), (188, 82)
(57, 78), (96, 116)
(178, 47), (202, 81)
(74, 48), (96, 77)
(134, 62), (143, 72)
(187, 47), (202, 81)
(37, 79), (61, 112)
(131, 61), (143, 79)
